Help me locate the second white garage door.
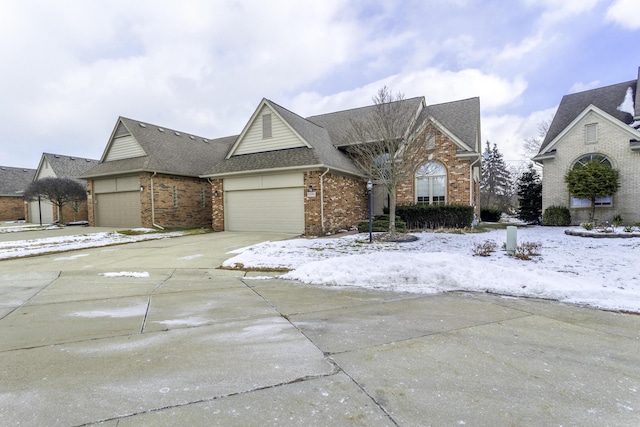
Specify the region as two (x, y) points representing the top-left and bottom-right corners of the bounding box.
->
(225, 187), (304, 234)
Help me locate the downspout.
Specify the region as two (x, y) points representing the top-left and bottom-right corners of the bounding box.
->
(150, 172), (164, 230)
(469, 154), (482, 213)
(319, 168), (330, 234)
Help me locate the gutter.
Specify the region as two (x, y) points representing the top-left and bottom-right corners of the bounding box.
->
(468, 153), (482, 207)
(150, 172), (164, 230)
(319, 168), (330, 234)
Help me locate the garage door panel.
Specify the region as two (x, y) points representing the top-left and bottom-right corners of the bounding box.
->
(95, 192), (141, 228)
(225, 188), (303, 234)
(28, 200), (54, 224)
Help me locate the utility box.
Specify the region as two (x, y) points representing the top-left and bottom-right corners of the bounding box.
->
(506, 226), (517, 256)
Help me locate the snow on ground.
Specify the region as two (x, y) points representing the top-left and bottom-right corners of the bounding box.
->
(224, 227), (640, 313)
(0, 226), (183, 260)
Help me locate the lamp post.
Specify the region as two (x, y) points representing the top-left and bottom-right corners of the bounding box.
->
(366, 180), (373, 243)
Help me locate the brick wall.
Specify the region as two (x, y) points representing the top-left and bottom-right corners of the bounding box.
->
(54, 200), (89, 224)
(86, 181), (95, 226)
(397, 125), (475, 207)
(0, 197), (26, 221)
(540, 111), (640, 224)
(304, 171), (368, 235)
(210, 179), (224, 231)
(141, 173), (211, 228)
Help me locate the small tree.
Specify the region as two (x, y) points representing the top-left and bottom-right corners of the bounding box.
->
(480, 141), (514, 213)
(346, 86), (432, 236)
(516, 163), (542, 223)
(564, 161), (620, 222)
(23, 177), (87, 224)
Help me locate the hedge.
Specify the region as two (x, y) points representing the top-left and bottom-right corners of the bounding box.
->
(357, 214), (407, 233)
(542, 205), (571, 226)
(480, 208), (502, 222)
(395, 204), (474, 230)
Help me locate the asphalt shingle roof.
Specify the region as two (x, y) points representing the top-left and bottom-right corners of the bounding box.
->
(41, 153), (99, 179)
(82, 117), (237, 178)
(425, 97), (481, 152)
(0, 166), (36, 196)
(540, 80), (637, 152)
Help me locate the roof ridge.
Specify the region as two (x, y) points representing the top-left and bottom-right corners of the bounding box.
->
(305, 96), (425, 119)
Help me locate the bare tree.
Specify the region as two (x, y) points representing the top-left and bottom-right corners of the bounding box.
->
(23, 177), (87, 224)
(524, 118), (552, 158)
(345, 87), (432, 235)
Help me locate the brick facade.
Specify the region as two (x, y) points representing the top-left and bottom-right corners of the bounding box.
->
(210, 179), (224, 231)
(303, 171), (368, 235)
(397, 125), (476, 208)
(140, 173), (211, 228)
(541, 110), (640, 224)
(0, 197), (26, 221)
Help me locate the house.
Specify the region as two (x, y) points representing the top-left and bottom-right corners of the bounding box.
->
(81, 117), (234, 228)
(533, 67), (640, 224)
(202, 96), (481, 234)
(0, 166), (36, 221)
(26, 153), (99, 224)
(83, 95), (481, 234)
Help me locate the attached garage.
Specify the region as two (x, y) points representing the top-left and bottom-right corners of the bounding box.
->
(224, 173), (304, 234)
(28, 199), (54, 224)
(93, 176), (142, 228)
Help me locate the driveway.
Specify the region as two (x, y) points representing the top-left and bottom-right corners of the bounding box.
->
(1, 231), (639, 426)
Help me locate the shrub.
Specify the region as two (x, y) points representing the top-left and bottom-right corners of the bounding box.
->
(472, 240), (497, 257)
(624, 225), (633, 233)
(357, 215), (406, 233)
(580, 222), (594, 231)
(396, 204), (474, 230)
(514, 241), (542, 260)
(480, 208), (502, 222)
(612, 214), (623, 227)
(542, 206), (571, 226)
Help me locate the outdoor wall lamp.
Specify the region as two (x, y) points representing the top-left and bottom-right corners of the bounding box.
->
(214, 190), (220, 197)
(308, 185), (313, 192)
(140, 186), (144, 192)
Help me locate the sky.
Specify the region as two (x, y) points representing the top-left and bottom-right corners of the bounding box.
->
(1, 0), (638, 170)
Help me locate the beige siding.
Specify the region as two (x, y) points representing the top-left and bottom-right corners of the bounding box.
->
(232, 106), (306, 156)
(224, 173), (303, 191)
(35, 159), (56, 180)
(541, 110), (640, 224)
(105, 135), (146, 161)
(94, 176), (140, 193)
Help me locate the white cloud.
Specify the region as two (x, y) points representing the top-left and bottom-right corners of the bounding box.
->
(605, 0), (640, 30)
(568, 80), (601, 93)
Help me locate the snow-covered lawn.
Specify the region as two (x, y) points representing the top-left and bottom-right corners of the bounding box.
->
(0, 225), (183, 259)
(224, 227), (640, 313)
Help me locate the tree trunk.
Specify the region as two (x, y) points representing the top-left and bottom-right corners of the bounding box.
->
(388, 188), (397, 235)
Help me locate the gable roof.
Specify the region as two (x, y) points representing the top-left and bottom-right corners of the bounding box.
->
(540, 79), (637, 153)
(204, 100), (364, 177)
(306, 97), (426, 147)
(82, 117), (237, 178)
(38, 153), (99, 180)
(0, 166), (36, 196)
(424, 97), (481, 152)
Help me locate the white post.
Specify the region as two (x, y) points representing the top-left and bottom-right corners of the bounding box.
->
(506, 226), (517, 256)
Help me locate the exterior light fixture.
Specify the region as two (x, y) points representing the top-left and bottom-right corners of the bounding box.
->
(140, 186), (144, 192)
(308, 185), (313, 192)
(214, 190), (219, 197)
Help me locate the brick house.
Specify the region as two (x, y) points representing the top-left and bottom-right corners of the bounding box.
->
(533, 67), (640, 224)
(25, 153), (99, 224)
(83, 96), (481, 234)
(81, 117), (234, 228)
(0, 166), (35, 221)
(202, 97), (481, 235)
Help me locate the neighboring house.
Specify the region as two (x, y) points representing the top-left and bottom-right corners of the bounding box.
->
(81, 117), (234, 228)
(0, 166), (36, 221)
(83, 96), (481, 234)
(202, 97), (481, 235)
(25, 153), (99, 224)
(533, 67), (640, 224)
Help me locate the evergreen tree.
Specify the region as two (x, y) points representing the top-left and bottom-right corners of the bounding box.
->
(565, 160), (620, 222)
(516, 163), (542, 223)
(480, 141), (514, 212)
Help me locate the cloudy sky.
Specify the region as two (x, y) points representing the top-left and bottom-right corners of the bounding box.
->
(1, 0), (637, 170)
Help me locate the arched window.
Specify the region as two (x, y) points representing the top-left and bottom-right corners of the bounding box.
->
(416, 161), (446, 205)
(570, 154), (613, 207)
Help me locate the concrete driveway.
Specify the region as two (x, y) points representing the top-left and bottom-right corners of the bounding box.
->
(1, 231), (639, 426)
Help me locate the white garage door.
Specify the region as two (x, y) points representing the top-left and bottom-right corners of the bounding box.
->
(95, 191), (141, 228)
(28, 199), (54, 224)
(225, 187), (304, 234)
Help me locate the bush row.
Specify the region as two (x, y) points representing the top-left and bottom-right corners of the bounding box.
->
(395, 204), (475, 230)
(542, 205), (571, 226)
(357, 215), (407, 233)
(480, 208), (502, 222)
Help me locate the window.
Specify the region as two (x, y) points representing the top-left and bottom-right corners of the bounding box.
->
(201, 188), (206, 207)
(585, 123), (597, 144)
(173, 186), (178, 207)
(262, 114), (272, 139)
(416, 161), (446, 205)
(569, 154), (613, 207)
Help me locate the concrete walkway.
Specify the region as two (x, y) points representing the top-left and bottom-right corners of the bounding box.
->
(1, 231), (639, 426)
